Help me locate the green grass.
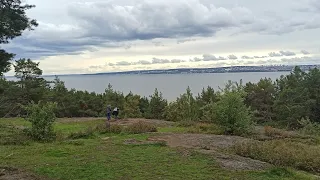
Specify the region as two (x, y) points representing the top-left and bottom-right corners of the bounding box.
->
(0, 118), (318, 180)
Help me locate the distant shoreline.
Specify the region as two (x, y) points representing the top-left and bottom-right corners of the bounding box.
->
(4, 64), (320, 78)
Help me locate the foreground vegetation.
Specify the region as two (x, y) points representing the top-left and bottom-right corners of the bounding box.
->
(1, 118), (319, 180)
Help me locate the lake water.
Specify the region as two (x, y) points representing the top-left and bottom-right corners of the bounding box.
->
(42, 72), (291, 101)
(6, 72), (290, 101)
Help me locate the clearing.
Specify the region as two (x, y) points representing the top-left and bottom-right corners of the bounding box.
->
(0, 118), (318, 180)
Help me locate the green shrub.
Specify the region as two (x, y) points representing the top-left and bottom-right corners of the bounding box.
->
(126, 121), (157, 134)
(22, 101), (57, 142)
(298, 117), (320, 136)
(123, 93), (142, 118)
(164, 87), (200, 122)
(147, 88), (167, 119)
(212, 90), (254, 135)
(235, 139), (320, 173)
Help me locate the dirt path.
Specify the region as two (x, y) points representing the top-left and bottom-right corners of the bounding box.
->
(145, 133), (272, 171)
(0, 167), (49, 180)
(57, 118), (175, 127)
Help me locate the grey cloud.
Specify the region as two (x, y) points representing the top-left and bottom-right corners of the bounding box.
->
(279, 50), (296, 56)
(105, 57), (187, 67)
(203, 54), (228, 61)
(268, 52), (283, 57)
(192, 57), (203, 62)
(152, 58), (170, 64)
(191, 54), (227, 62)
(116, 61), (132, 66)
(244, 60), (255, 65)
(3, 1), (260, 58)
(218, 56), (227, 60)
(134, 60), (152, 65)
(4, 0), (320, 60)
(68, 1), (251, 41)
(177, 39), (196, 44)
(297, 0), (320, 13)
(203, 54), (219, 61)
(254, 56), (268, 58)
(281, 56), (312, 63)
(228, 55), (238, 60)
(152, 41), (164, 47)
(301, 50), (311, 55)
(241, 55), (254, 59)
(171, 59), (185, 63)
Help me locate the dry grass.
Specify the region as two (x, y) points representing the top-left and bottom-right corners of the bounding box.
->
(234, 139), (320, 173)
(264, 126), (291, 138)
(125, 121), (157, 134)
(95, 124), (124, 134)
(67, 126), (96, 139)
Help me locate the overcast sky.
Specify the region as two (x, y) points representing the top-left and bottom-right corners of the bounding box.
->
(3, 0), (320, 75)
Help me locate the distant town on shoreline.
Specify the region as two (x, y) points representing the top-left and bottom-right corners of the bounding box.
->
(79, 64), (320, 76)
(4, 64), (320, 78)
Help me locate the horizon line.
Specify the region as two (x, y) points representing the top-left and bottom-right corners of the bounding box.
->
(4, 63), (320, 78)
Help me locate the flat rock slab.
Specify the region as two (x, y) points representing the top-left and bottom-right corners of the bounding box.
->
(148, 133), (271, 171)
(148, 133), (246, 149)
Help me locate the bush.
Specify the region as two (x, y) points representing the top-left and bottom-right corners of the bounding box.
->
(298, 117), (320, 136)
(123, 94), (142, 118)
(235, 139), (320, 173)
(212, 90), (254, 135)
(22, 101), (57, 141)
(147, 88), (167, 119)
(164, 87), (200, 122)
(126, 121), (157, 134)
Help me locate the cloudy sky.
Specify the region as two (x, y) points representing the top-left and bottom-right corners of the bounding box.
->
(3, 0), (320, 75)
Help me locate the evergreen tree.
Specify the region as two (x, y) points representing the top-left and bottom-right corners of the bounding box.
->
(147, 88), (167, 119)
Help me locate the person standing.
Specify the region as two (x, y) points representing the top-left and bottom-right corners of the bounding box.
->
(112, 107), (119, 120)
(106, 105), (112, 127)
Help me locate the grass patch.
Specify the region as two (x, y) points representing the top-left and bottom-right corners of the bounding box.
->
(1, 134), (316, 180)
(0, 124), (30, 145)
(0, 118), (318, 179)
(234, 139), (320, 174)
(67, 126), (98, 140)
(125, 121), (157, 134)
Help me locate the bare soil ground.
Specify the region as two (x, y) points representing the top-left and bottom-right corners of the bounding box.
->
(57, 117), (175, 127)
(141, 133), (271, 171)
(0, 167), (49, 180)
